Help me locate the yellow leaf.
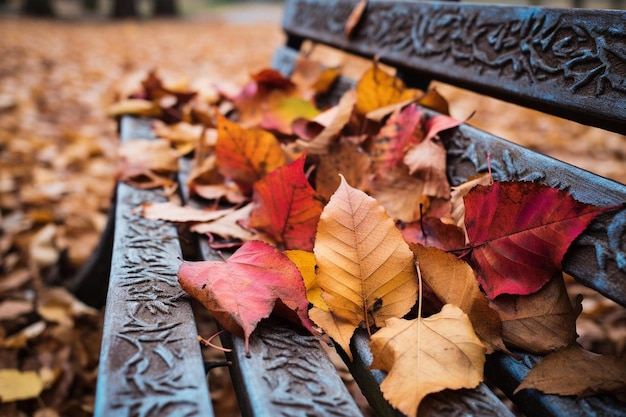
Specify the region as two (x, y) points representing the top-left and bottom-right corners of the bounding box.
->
(313, 176), (418, 358)
(411, 244), (506, 353)
(355, 65), (421, 114)
(284, 249), (328, 311)
(0, 369), (44, 402)
(370, 305), (485, 417)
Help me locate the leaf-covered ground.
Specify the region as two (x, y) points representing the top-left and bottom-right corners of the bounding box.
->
(1, 5), (624, 416)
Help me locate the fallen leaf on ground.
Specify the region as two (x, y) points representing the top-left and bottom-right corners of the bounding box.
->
(312, 176), (418, 357)
(399, 217), (465, 251)
(369, 305), (485, 417)
(0, 369), (44, 402)
(190, 204), (271, 244)
(178, 240), (314, 354)
(315, 142), (371, 201)
(515, 345), (626, 397)
(284, 249), (328, 311)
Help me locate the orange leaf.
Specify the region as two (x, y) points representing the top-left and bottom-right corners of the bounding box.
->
(313, 176), (418, 358)
(215, 114), (286, 194)
(355, 65), (421, 115)
(248, 155), (324, 250)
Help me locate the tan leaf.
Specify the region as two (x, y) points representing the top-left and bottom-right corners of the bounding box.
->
(491, 275), (580, 354)
(370, 305), (485, 417)
(142, 201), (235, 223)
(411, 244), (506, 353)
(191, 203), (273, 244)
(313, 176), (418, 358)
(403, 135), (450, 199)
(0, 369), (44, 402)
(315, 142), (371, 201)
(449, 173), (493, 243)
(367, 166), (427, 222)
(106, 98), (160, 118)
(515, 345), (626, 397)
(345, 0), (368, 38)
(117, 138), (179, 189)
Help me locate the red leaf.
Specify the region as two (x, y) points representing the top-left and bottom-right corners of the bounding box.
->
(178, 240), (315, 354)
(423, 114), (461, 142)
(247, 155), (324, 251)
(464, 181), (616, 298)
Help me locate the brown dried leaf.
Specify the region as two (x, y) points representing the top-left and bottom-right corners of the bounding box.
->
(515, 345), (626, 397)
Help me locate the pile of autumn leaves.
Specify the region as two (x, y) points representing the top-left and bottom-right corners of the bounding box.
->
(111, 57), (625, 417)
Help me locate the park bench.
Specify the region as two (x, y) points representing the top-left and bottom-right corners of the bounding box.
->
(72, 0), (626, 416)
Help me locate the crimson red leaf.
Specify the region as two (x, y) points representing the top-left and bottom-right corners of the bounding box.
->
(464, 181), (617, 298)
(178, 240), (315, 354)
(247, 154), (323, 250)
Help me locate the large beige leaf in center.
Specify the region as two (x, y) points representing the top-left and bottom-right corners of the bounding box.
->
(370, 306), (486, 417)
(313, 176), (418, 357)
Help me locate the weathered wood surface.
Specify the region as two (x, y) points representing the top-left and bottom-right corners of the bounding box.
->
(175, 156), (364, 417)
(282, 0), (626, 135)
(94, 117), (214, 417)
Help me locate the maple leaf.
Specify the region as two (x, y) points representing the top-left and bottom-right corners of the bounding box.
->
(355, 64), (421, 115)
(215, 114), (286, 195)
(178, 240), (315, 354)
(411, 244), (506, 353)
(490, 275), (581, 354)
(247, 155), (324, 251)
(515, 345), (626, 397)
(312, 176), (418, 358)
(464, 181), (618, 298)
(369, 306), (485, 417)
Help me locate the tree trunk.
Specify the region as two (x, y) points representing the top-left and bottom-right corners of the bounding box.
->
(22, 0), (55, 17)
(153, 0), (178, 17)
(111, 0), (137, 18)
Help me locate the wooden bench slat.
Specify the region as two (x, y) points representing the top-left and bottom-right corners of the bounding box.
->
(282, 0), (626, 135)
(175, 156), (365, 417)
(94, 117), (214, 417)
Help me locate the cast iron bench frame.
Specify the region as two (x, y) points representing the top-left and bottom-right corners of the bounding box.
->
(73, 1), (626, 416)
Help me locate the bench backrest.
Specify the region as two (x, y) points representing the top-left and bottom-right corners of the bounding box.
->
(274, 0), (626, 307)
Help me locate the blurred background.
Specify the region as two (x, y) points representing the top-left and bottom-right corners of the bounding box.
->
(0, 1), (624, 416)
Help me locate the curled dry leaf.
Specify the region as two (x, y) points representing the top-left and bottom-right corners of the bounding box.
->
(411, 244), (506, 353)
(191, 204), (272, 244)
(315, 142), (371, 202)
(178, 240), (314, 354)
(312, 176), (418, 358)
(117, 138), (179, 189)
(449, 173), (493, 244)
(515, 345), (626, 397)
(369, 305), (485, 417)
(295, 89), (357, 155)
(142, 201), (235, 223)
(490, 275), (581, 354)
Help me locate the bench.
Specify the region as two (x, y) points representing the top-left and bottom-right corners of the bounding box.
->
(72, 1), (626, 416)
